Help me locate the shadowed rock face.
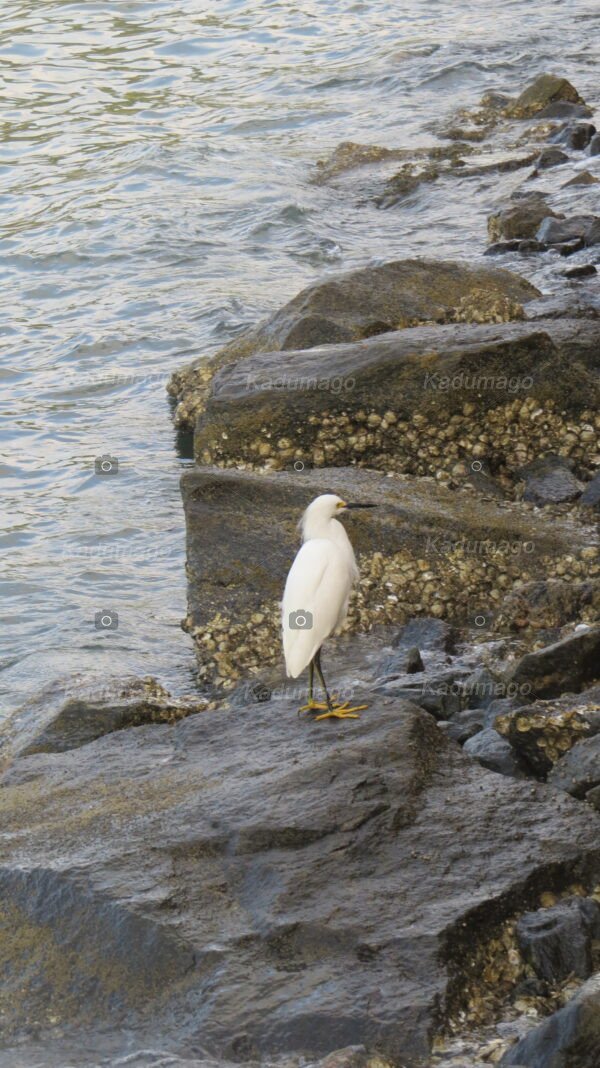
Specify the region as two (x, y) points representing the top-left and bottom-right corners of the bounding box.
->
(505, 629), (600, 702)
(1, 695), (599, 1065)
(167, 259), (540, 432)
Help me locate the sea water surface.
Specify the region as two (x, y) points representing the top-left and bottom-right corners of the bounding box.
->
(1, 0), (599, 714)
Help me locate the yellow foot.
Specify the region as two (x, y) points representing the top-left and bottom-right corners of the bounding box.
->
(298, 700), (329, 714)
(314, 702), (369, 721)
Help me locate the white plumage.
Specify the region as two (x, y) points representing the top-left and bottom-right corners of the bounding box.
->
(282, 494), (359, 679)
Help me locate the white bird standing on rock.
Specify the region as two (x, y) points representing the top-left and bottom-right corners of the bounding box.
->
(282, 493), (375, 720)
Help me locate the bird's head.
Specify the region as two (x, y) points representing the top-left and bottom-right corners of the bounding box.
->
(300, 493), (376, 536)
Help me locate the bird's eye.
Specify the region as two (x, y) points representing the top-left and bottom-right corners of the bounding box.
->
(336, 501), (347, 509)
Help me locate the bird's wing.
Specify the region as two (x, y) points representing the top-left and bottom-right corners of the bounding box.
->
(281, 539), (353, 678)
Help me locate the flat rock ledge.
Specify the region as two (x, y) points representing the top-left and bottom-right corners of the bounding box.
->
(1, 691), (599, 1066)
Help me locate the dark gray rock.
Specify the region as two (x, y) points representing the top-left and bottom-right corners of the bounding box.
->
(524, 291), (600, 321)
(500, 973), (600, 1067)
(516, 898), (600, 983)
(440, 707), (486, 744)
(518, 238), (548, 253)
(505, 75), (586, 119)
(463, 728), (528, 778)
(405, 646), (425, 674)
(548, 735), (600, 798)
(2, 690), (600, 1066)
(556, 237), (586, 256)
(485, 239), (523, 255)
(504, 629), (600, 702)
(518, 455), (583, 505)
(565, 264), (597, 279)
(461, 667), (508, 709)
(391, 617), (455, 654)
(533, 147), (569, 171)
(537, 214), (600, 247)
(538, 101), (593, 119)
(487, 697), (520, 728)
(588, 132), (600, 156)
(581, 473), (600, 509)
(373, 670), (466, 720)
(553, 123), (596, 150)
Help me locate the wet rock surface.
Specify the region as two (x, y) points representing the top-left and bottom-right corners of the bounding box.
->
(500, 973), (600, 1067)
(0, 676), (208, 764)
(1, 674), (600, 1067)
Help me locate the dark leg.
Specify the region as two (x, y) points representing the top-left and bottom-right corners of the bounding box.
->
(297, 655), (328, 714)
(312, 648), (369, 722)
(314, 648), (333, 710)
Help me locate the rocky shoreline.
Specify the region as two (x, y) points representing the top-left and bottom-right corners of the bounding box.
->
(1, 73), (599, 1068)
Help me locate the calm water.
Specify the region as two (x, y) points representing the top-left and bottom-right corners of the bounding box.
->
(1, 0), (598, 715)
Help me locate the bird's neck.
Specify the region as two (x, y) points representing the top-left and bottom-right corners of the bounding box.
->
(303, 516), (349, 545)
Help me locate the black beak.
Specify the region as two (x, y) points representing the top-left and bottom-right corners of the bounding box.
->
(345, 502), (377, 509)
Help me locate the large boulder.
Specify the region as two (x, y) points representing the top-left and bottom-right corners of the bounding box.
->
(500, 973), (600, 1067)
(181, 466), (598, 688)
(191, 318), (600, 483)
(504, 74), (586, 119)
(167, 260), (540, 431)
(0, 689), (599, 1066)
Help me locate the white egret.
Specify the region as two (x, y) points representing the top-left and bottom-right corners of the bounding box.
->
(282, 493), (375, 720)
